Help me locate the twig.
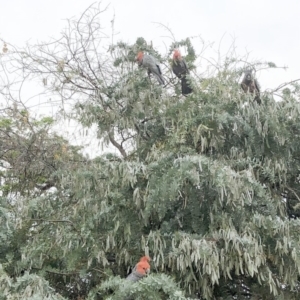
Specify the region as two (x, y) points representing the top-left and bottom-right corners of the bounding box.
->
(286, 186), (300, 203)
(271, 79), (300, 93)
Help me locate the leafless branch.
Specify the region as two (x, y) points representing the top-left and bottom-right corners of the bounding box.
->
(271, 78), (300, 93)
(108, 132), (127, 158)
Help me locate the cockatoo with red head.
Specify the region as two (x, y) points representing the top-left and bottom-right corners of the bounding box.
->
(126, 256), (151, 282)
(136, 51), (165, 85)
(172, 49), (193, 95)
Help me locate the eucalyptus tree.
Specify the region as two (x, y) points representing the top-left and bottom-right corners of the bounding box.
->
(1, 3), (300, 300)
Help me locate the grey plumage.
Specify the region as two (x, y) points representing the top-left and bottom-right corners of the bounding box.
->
(126, 266), (145, 282)
(172, 51), (193, 95)
(124, 256), (150, 300)
(124, 266), (143, 300)
(137, 53), (165, 85)
(172, 58), (189, 79)
(241, 70), (261, 104)
(180, 76), (193, 95)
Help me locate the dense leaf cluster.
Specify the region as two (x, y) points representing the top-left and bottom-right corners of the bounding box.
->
(1, 4), (300, 300)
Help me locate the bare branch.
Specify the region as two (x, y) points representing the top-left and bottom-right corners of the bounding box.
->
(271, 78), (300, 93)
(108, 132), (127, 158)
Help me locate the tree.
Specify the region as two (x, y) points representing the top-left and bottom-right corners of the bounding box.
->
(1, 3), (300, 299)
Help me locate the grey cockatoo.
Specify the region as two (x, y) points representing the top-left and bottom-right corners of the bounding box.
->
(241, 69), (261, 104)
(126, 256), (151, 282)
(172, 49), (193, 95)
(136, 51), (165, 85)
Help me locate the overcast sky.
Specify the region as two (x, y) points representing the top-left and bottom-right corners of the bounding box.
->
(1, 0), (300, 155)
(2, 0), (299, 85)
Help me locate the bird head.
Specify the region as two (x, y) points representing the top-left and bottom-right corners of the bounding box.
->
(173, 49), (182, 61)
(139, 256), (151, 262)
(136, 261), (150, 275)
(136, 51), (144, 62)
(244, 69), (253, 81)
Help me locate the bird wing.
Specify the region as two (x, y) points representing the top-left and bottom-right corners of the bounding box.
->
(172, 61), (182, 78)
(156, 63), (162, 76)
(181, 76), (193, 95)
(126, 263), (148, 282)
(137, 59), (143, 67)
(126, 273), (144, 282)
(254, 79), (260, 93)
(154, 63), (165, 84)
(142, 55), (164, 85)
(182, 59), (189, 74)
(172, 59), (188, 79)
(241, 82), (249, 93)
(141, 55), (154, 68)
(126, 270), (144, 282)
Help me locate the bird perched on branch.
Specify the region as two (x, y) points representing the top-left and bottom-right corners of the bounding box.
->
(172, 49), (193, 95)
(136, 51), (165, 85)
(241, 69), (261, 104)
(126, 256), (151, 282)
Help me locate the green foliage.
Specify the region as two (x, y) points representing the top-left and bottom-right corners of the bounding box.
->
(0, 118), (12, 129)
(267, 62), (277, 68)
(0, 109), (83, 196)
(2, 4), (300, 300)
(91, 273), (196, 299)
(170, 38), (196, 63)
(34, 116), (55, 126)
(0, 266), (66, 299)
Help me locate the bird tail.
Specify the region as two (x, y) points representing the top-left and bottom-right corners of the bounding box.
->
(153, 73), (165, 85)
(254, 95), (262, 105)
(181, 76), (193, 95)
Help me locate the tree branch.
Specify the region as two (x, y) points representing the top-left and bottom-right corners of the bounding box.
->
(271, 78), (300, 93)
(108, 132), (127, 158)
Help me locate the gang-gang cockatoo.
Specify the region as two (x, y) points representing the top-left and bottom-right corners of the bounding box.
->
(126, 256), (151, 282)
(241, 69), (261, 104)
(136, 51), (165, 85)
(172, 49), (193, 95)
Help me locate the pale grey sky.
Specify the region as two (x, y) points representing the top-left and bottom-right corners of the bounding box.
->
(2, 0), (300, 87)
(1, 0), (300, 156)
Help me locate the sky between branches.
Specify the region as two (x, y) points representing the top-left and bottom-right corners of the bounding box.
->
(1, 0), (299, 157)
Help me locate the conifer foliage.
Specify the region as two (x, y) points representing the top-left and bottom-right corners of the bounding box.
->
(1, 3), (300, 299)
